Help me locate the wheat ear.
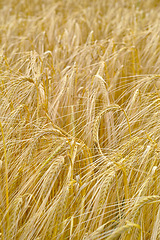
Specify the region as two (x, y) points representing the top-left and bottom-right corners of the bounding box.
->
(92, 104), (131, 165)
(106, 221), (140, 240)
(132, 195), (160, 222)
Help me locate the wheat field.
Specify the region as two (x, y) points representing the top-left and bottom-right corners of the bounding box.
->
(0, 0), (160, 239)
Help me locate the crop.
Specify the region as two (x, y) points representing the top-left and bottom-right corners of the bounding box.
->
(0, 0), (160, 239)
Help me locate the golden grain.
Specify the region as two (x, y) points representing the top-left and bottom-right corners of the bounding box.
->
(0, 0), (160, 239)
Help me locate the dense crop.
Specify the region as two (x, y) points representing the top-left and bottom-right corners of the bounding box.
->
(0, 0), (160, 239)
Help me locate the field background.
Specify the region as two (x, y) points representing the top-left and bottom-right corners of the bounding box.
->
(1, 0), (160, 239)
